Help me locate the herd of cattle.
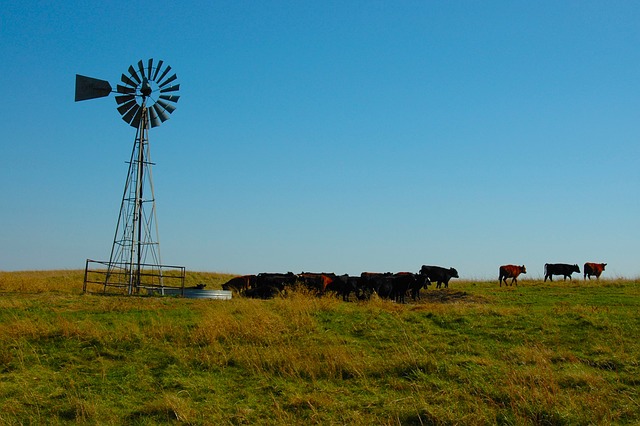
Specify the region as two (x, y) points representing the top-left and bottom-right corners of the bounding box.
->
(221, 262), (607, 301)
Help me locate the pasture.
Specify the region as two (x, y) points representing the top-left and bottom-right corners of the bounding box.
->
(0, 270), (638, 425)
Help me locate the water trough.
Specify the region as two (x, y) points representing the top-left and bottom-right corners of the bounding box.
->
(150, 287), (232, 300)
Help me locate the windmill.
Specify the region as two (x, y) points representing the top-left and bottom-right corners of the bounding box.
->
(77, 59), (184, 295)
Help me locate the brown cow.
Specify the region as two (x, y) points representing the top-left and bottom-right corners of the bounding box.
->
(297, 272), (338, 294)
(584, 262), (606, 280)
(499, 265), (526, 287)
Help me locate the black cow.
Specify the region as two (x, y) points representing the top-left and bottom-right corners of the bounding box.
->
(392, 272), (431, 303)
(419, 265), (459, 289)
(544, 263), (580, 282)
(360, 272), (393, 300)
(391, 272), (416, 304)
(324, 274), (358, 301)
(251, 272), (297, 299)
(410, 273), (430, 300)
(346, 276), (372, 300)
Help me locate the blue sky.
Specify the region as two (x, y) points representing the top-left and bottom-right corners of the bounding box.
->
(1, 1), (638, 279)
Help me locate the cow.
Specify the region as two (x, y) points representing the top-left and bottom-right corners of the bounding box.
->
(324, 274), (358, 301)
(357, 272), (429, 303)
(297, 272), (338, 294)
(584, 262), (606, 280)
(222, 275), (256, 294)
(498, 265), (526, 287)
(419, 265), (459, 289)
(347, 276), (373, 301)
(241, 272), (298, 298)
(391, 272), (417, 304)
(255, 272), (297, 291)
(409, 273), (430, 300)
(544, 263), (580, 282)
(360, 272), (393, 299)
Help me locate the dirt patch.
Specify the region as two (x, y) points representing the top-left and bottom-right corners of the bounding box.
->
(419, 289), (486, 304)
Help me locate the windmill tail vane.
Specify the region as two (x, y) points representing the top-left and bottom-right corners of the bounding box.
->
(77, 59), (185, 295)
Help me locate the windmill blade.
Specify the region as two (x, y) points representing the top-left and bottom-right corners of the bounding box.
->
(128, 65), (141, 84)
(152, 103), (170, 123)
(156, 99), (176, 114)
(160, 84), (180, 93)
(117, 99), (138, 115)
(115, 94), (135, 105)
(156, 65), (171, 85)
(158, 73), (177, 88)
(116, 84), (136, 94)
(75, 74), (112, 101)
(152, 60), (164, 80)
(149, 106), (162, 128)
(159, 94), (180, 103)
(137, 60), (146, 81)
(122, 104), (140, 124)
(147, 59), (153, 79)
(129, 107), (143, 128)
(120, 73), (138, 88)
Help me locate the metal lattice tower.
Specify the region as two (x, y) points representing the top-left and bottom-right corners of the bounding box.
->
(106, 104), (162, 293)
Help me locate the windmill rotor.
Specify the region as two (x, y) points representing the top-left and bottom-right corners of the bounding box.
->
(75, 58), (180, 128)
(114, 59), (180, 128)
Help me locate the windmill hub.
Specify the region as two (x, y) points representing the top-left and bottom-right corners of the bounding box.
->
(141, 78), (152, 97)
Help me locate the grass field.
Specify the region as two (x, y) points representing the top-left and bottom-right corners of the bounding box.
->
(0, 270), (638, 425)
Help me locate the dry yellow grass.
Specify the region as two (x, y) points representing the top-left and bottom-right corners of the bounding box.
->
(0, 271), (638, 424)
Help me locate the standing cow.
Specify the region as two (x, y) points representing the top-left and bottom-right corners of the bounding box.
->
(359, 272), (393, 300)
(419, 265), (459, 289)
(410, 273), (430, 300)
(584, 262), (606, 280)
(499, 265), (526, 287)
(544, 263), (580, 282)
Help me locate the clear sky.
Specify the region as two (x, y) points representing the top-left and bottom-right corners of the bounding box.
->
(1, 1), (638, 279)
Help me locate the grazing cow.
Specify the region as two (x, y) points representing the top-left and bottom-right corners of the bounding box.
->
(242, 272), (297, 298)
(499, 265), (526, 287)
(419, 265), (459, 289)
(255, 272), (297, 291)
(584, 262), (606, 280)
(222, 275), (256, 294)
(544, 263), (580, 282)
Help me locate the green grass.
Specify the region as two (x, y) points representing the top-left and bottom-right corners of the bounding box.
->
(0, 271), (639, 425)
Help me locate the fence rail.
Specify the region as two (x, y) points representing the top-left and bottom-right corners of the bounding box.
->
(83, 259), (186, 295)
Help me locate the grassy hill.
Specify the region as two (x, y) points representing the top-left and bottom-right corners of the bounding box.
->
(0, 270), (638, 425)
